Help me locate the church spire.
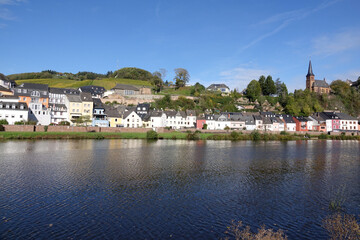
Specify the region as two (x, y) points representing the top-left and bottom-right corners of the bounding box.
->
(307, 60), (314, 77)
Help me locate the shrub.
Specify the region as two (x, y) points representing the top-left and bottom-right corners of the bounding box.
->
(186, 131), (200, 140)
(0, 119), (9, 125)
(323, 213), (360, 240)
(44, 126), (48, 132)
(280, 131), (288, 135)
(14, 120), (26, 125)
(59, 121), (70, 126)
(225, 220), (287, 240)
(230, 131), (239, 140)
(146, 130), (158, 140)
(202, 123), (208, 130)
(251, 130), (261, 141)
(0, 125), (4, 131)
(224, 126), (230, 131)
(318, 133), (328, 139)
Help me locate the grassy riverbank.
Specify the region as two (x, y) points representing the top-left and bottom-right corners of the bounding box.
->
(1, 131), (359, 140)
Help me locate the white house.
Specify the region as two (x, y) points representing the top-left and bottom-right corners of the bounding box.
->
(0, 98), (28, 125)
(150, 111), (167, 128)
(123, 110), (142, 128)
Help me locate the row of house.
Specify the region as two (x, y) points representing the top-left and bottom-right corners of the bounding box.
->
(196, 111), (360, 132)
(0, 80), (359, 132)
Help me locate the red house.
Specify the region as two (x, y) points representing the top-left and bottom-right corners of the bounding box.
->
(196, 117), (206, 129)
(293, 116), (309, 132)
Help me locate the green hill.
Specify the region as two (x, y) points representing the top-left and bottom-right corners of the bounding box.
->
(15, 78), (152, 90)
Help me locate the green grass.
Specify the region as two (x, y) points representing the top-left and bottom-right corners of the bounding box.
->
(1, 131), (359, 141)
(15, 78), (152, 90)
(159, 86), (194, 96)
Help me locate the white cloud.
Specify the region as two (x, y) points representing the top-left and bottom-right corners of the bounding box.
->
(333, 70), (360, 81)
(241, 0), (342, 52)
(312, 29), (360, 56)
(0, 0), (26, 5)
(0, 8), (16, 20)
(219, 67), (271, 91)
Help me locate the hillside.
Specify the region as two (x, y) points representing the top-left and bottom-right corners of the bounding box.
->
(15, 78), (152, 90)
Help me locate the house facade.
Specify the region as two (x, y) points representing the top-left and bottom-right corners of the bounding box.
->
(0, 97), (28, 124)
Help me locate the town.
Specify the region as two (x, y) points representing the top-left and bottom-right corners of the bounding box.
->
(0, 61), (359, 134)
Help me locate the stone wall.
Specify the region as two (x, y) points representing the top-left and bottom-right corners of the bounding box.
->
(2, 125), (35, 132)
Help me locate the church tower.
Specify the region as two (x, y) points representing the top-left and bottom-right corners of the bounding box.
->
(306, 60), (315, 92)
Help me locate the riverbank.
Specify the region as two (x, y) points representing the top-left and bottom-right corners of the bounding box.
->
(0, 131), (359, 140)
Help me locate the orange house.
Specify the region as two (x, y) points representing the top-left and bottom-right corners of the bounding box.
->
(293, 116), (309, 132)
(14, 83), (49, 108)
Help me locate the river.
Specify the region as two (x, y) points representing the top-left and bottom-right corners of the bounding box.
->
(0, 140), (359, 239)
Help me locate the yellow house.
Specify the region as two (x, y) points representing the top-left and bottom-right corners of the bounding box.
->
(106, 106), (123, 127)
(80, 92), (93, 120)
(65, 93), (93, 125)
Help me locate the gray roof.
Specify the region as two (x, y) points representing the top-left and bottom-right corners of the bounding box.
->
(0, 95), (18, 100)
(50, 87), (79, 95)
(66, 94), (82, 102)
(207, 84), (230, 90)
(0, 102), (28, 111)
(280, 114), (295, 123)
(307, 60), (314, 77)
(79, 85), (106, 96)
(242, 115), (255, 125)
(335, 112), (358, 120)
(313, 79), (330, 88)
(0, 86), (12, 92)
(93, 98), (104, 109)
(186, 109), (196, 116)
(80, 92), (93, 102)
(104, 105), (121, 118)
(18, 83), (49, 91)
(112, 84), (139, 91)
(150, 111), (164, 117)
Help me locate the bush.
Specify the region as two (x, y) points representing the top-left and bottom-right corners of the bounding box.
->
(146, 130), (158, 140)
(0, 125), (4, 131)
(224, 126), (230, 130)
(44, 126), (48, 132)
(59, 121), (70, 126)
(251, 130), (261, 141)
(202, 123), (208, 130)
(186, 131), (200, 140)
(230, 131), (239, 140)
(280, 131), (288, 135)
(14, 120), (26, 125)
(0, 119), (9, 125)
(323, 213), (360, 240)
(318, 133), (329, 139)
(225, 220), (287, 240)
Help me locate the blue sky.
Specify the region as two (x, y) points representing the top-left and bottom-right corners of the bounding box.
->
(0, 0), (360, 91)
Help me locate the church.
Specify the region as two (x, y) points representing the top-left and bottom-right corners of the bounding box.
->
(306, 60), (331, 94)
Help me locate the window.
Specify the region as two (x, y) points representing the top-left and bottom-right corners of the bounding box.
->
(6, 104), (9, 108)
(43, 99), (46, 102)
(17, 89), (21, 93)
(31, 91), (40, 97)
(23, 89), (27, 93)
(115, 119), (117, 122)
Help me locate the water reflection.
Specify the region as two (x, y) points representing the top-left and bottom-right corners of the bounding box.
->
(0, 139), (359, 239)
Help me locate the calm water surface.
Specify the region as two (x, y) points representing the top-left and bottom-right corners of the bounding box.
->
(0, 140), (359, 239)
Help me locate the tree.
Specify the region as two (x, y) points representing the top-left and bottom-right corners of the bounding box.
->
(152, 71), (164, 93)
(246, 80), (261, 101)
(258, 75), (266, 94)
(174, 68), (190, 89)
(112, 67), (153, 81)
(0, 73), (8, 80)
(263, 75), (276, 96)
